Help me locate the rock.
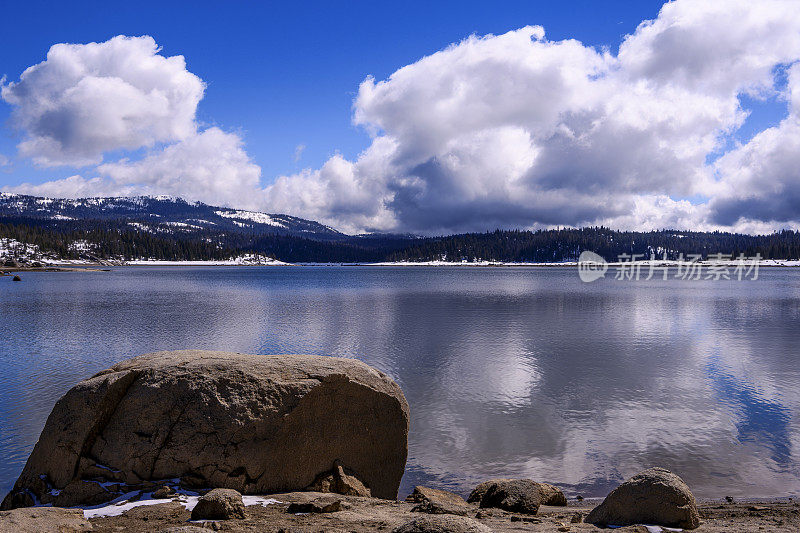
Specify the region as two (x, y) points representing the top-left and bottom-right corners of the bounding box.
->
(725, 495), (734, 503)
(12, 275), (21, 281)
(0, 506), (92, 532)
(392, 515), (492, 533)
(570, 512), (583, 523)
(2, 350), (409, 509)
(191, 488), (246, 520)
(467, 479), (541, 514)
(54, 480), (117, 507)
(152, 485), (176, 499)
(468, 478), (564, 508)
(160, 528), (213, 533)
(584, 467), (700, 529)
(287, 496), (342, 513)
(535, 482), (567, 506)
(406, 486), (471, 516)
(306, 459), (371, 497)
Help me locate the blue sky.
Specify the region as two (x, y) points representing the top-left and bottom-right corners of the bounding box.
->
(1, 0), (669, 185)
(1, 0), (799, 234)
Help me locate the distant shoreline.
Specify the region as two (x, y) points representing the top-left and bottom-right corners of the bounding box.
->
(5, 258), (800, 270)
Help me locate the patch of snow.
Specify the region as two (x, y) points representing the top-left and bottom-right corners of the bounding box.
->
(215, 209), (286, 228)
(126, 254), (287, 266)
(81, 487), (280, 519)
(68, 240), (97, 253)
(163, 222), (202, 230)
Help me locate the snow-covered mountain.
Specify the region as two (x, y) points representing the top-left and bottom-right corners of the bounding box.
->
(0, 193), (344, 239)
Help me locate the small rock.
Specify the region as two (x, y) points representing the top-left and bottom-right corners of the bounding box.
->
(152, 485), (176, 499)
(468, 479), (541, 514)
(474, 510), (492, 519)
(190, 488), (246, 520)
(306, 460), (371, 497)
(407, 486), (470, 516)
(12, 275), (21, 281)
(570, 512), (583, 523)
(287, 496), (342, 513)
(558, 527), (571, 532)
(585, 467), (700, 529)
(392, 515), (492, 533)
(54, 479), (118, 507)
(575, 495), (584, 501)
(725, 496), (734, 503)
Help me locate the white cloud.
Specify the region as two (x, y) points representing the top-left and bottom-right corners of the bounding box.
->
(293, 144), (306, 163)
(96, 127), (262, 209)
(4, 174), (132, 198)
(1, 35), (204, 167)
(261, 0), (800, 234)
(7, 1), (800, 234)
(6, 128), (262, 209)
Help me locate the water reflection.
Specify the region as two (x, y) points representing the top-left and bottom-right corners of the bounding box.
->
(1, 266), (799, 499)
(706, 356), (792, 467)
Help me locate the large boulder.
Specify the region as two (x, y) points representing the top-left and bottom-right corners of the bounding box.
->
(467, 479), (541, 514)
(468, 478), (565, 507)
(585, 467), (700, 529)
(1, 350), (409, 509)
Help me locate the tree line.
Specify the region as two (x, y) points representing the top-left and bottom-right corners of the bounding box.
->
(3, 217), (800, 263)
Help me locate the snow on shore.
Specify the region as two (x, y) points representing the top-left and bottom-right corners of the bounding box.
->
(80, 485), (281, 519)
(126, 254), (288, 266)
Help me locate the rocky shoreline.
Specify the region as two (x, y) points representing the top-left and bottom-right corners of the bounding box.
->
(2, 491), (797, 532)
(1, 351), (797, 532)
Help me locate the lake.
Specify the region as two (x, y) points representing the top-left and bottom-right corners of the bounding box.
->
(1, 266), (799, 500)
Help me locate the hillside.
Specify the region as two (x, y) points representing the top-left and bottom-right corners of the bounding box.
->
(2, 193), (800, 264)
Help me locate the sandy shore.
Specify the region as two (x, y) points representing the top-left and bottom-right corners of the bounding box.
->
(74, 492), (800, 532)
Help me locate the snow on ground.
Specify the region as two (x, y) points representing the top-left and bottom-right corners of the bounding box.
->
(163, 221), (202, 230)
(215, 209), (286, 228)
(0, 238), (41, 258)
(127, 254), (287, 266)
(79, 484), (281, 519)
(68, 240), (97, 253)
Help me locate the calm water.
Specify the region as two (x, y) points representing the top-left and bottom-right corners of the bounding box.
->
(1, 266), (799, 500)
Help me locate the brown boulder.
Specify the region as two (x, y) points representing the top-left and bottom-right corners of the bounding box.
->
(467, 479), (541, 514)
(0, 506), (92, 532)
(1, 350), (409, 509)
(406, 486), (471, 516)
(585, 467), (700, 529)
(191, 488), (246, 520)
(392, 515), (491, 533)
(536, 482), (567, 506)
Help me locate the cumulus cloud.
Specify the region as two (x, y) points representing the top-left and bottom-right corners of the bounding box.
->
(96, 127), (262, 209)
(4, 174), (132, 198)
(261, 0), (800, 234)
(1, 35), (204, 167)
(7, 1), (800, 234)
